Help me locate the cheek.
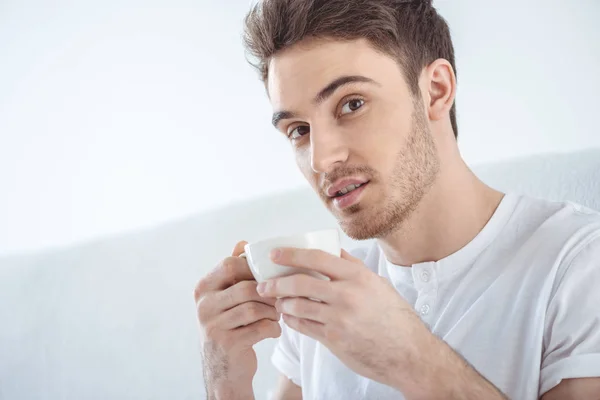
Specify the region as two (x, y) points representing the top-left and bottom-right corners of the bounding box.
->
(351, 115), (395, 159)
(366, 108), (411, 153)
(295, 147), (316, 181)
(351, 113), (406, 181)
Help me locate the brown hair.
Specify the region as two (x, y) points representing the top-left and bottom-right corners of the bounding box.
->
(243, 0), (458, 138)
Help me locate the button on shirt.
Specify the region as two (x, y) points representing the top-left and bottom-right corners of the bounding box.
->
(271, 193), (600, 399)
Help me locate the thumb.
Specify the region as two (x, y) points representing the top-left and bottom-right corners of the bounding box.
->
(340, 248), (361, 263)
(231, 241), (248, 257)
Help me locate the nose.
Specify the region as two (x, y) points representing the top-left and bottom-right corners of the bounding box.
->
(310, 127), (349, 174)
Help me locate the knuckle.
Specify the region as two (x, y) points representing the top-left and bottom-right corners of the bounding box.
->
(241, 326), (260, 345)
(341, 291), (357, 308)
(220, 257), (238, 281)
(254, 320), (280, 340)
(287, 298), (301, 315)
(196, 297), (211, 323)
(316, 249), (328, 262)
(246, 302), (263, 319)
(260, 320), (281, 337)
(338, 286), (355, 306)
(220, 287), (234, 307)
(237, 302), (253, 320)
(193, 278), (208, 301)
(270, 321), (282, 338)
(295, 274), (311, 289)
(266, 305), (279, 320)
(242, 280), (258, 299)
(253, 319), (269, 331)
(288, 278), (301, 294)
(302, 273), (315, 285)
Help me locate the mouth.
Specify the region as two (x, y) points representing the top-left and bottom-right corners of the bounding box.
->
(331, 181), (369, 209)
(332, 181), (368, 197)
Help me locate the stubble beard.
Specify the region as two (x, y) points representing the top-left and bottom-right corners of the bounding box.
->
(337, 105), (440, 240)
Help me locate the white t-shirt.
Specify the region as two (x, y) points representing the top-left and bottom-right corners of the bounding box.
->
(271, 193), (600, 399)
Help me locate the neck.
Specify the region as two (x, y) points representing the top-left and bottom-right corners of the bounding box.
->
(378, 141), (504, 267)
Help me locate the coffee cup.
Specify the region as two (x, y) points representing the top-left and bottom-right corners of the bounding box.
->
(240, 228), (341, 283)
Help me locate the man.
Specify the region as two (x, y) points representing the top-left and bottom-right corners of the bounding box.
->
(193, 0), (600, 398)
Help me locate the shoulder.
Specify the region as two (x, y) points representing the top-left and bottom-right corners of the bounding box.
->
(512, 194), (600, 288)
(512, 194), (600, 247)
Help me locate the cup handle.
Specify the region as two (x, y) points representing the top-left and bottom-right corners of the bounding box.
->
(239, 252), (247, 259)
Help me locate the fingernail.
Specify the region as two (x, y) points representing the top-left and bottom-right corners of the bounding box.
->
(257, 282), (266, 294)
(270, 248), (281, 260)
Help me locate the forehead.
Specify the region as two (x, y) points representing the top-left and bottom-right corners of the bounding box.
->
(266, 38), (402, 110)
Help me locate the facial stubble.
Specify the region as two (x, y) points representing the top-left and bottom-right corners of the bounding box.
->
(335, 105), (440, 240)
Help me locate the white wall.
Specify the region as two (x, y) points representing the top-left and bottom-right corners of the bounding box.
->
(1, 0), (599, 257)
(1, 149), (598, 400)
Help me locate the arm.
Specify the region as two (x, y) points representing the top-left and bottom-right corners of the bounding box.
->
(207, 382), (254, 400)
(271, 374), (302, 400)
(538, 235), (600, 396)
(541, 378), (600, 400)
(393, 233), (600, 399)
(258, 248), (508, 400)
(389, 329), (507, 400)
(195, 241), (281, 400)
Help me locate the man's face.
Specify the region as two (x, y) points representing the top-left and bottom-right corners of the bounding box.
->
(267, 38), (440, 240)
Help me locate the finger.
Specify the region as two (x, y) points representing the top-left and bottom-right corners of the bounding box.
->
(258, 274), (334, 303)
(340, 248), (362, 263)
(198, 256), (255, 293)
(233, 319), (282, 348)
(270, 248), (356, 280)
(231, 241), (248, 257)
(215, 280), (277, 312)
(275, 297), (330, 323)
(282, 314), (325, 341)
(216, 301), (280, 330)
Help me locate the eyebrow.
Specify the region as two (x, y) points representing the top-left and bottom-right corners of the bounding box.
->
(271, 75), (379, 128)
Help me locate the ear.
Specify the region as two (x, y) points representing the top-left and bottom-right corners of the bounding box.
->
(422, 58), (456, 122)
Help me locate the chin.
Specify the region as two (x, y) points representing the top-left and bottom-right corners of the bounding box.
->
(335, 205), (398, 240)
(335, 195), (421, 240)
(340, 220), (397, 241)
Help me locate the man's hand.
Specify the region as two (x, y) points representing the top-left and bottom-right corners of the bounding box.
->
(194, 241), (282, 400)
(257, 247), (507, 399)
(256, 247), (423, 388)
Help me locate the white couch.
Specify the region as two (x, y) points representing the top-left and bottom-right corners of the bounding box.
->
(1, 149), (599, 400)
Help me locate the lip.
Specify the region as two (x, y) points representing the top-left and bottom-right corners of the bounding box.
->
(332, 182), (368, 209)
(326, 178), (369, 198)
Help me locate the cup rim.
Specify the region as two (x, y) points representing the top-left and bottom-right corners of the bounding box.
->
(244, 228), (339, 248)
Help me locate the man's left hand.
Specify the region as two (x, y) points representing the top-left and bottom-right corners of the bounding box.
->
(256, 247), (433, 389)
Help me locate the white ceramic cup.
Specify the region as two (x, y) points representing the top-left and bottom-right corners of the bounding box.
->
(240, 228), (341, 283)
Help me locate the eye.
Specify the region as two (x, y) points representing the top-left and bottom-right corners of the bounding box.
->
(288, 124), (310, 140)
(340, 98), (365, 115)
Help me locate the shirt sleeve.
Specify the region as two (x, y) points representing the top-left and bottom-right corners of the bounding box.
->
(540, 234), (600, 395)
(270, 318), (302, 387)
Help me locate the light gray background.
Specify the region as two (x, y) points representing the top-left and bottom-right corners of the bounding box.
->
(1, 0), (599, 255)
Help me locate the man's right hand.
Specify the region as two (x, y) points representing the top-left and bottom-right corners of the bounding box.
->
(194, 241), (282, 399)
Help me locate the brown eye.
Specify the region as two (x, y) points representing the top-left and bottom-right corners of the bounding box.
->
(340, 98), (365, 115)
(288, 125), (310, 139)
